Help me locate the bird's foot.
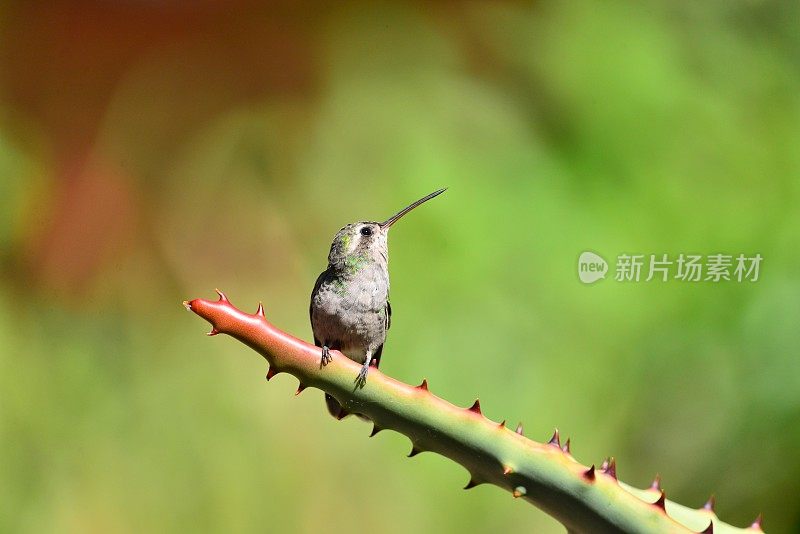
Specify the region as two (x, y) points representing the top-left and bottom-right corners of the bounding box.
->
(355, 364), (369, 389)
(320, 346), (332, 367)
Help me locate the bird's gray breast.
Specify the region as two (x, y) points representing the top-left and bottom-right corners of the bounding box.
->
(311, 265), (389, 362)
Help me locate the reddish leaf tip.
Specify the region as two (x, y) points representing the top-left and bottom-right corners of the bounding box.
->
(266, 366), (277, 381)
(515, 422), (524, 435)
(653, 490), (667, 511)
(548, 428), (561, 447)
(498, 420), (506, 429)
(214, 288), (229, 302)
(703, 494), (715, 513)
(562, 438), (571, 454)
(256, 302), (265, 318)
(416, 379), (429, 391)
(650, 474), (662, 492)
(750, 513), (763, 530)
(502, 465), (513, 476)
(207, 327), (219, 336)
(295, 383), (306, 396)
(583, 464), (596, 481)
(468, 399), (482, 415)
(182, 300), (192, 311)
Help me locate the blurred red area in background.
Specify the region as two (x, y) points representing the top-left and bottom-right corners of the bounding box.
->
(2, 1), (320, 295)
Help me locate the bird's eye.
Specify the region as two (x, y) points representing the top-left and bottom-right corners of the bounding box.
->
(360, 226), (373, 236)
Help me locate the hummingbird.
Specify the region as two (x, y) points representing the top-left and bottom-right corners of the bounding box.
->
(310, 188), (446, 418)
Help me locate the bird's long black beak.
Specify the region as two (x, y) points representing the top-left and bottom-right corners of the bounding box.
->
(380, 188), (446, 229)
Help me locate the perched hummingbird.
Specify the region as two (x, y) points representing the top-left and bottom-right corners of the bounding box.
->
(310, 188), (446, 418)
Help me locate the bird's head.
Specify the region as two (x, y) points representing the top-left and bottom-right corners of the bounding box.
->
(326, 188), (446, 273)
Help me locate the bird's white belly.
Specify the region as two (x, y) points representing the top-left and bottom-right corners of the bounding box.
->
(311, 271), (388, 363)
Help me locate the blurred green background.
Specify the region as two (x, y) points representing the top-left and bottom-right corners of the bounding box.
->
(1, 1), (798, 532)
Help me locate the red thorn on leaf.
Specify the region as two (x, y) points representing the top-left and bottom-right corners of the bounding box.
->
(207, 327), (219, 336)
(416, 379), (429, 391)
(700, 520), (714, 534)
(498, 420), (506, 429)
(295, 383), (306, 396)
(266, 366), (277, 381)
(464, 478), (480, 490)
(650, 474), (662, 492)
(703, 494), (715, 513)
(369, 424), (383, 437)
(256, 302), (265, 318)
(653, 490), (667, 511)
(562, 438), (571, 454)
(583, 465), (596, 481)
(750, 513), (763, 530)
(502, 466), (513, 476)
(214, 288), (229, 303)
(602, 457), (617, 480)
(408, 446), (422, 458)
(548, 428), (561, 447)
(515, 423), (524, 435)
(468, 399), (482, 415)
(182, 300), (192, 311)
